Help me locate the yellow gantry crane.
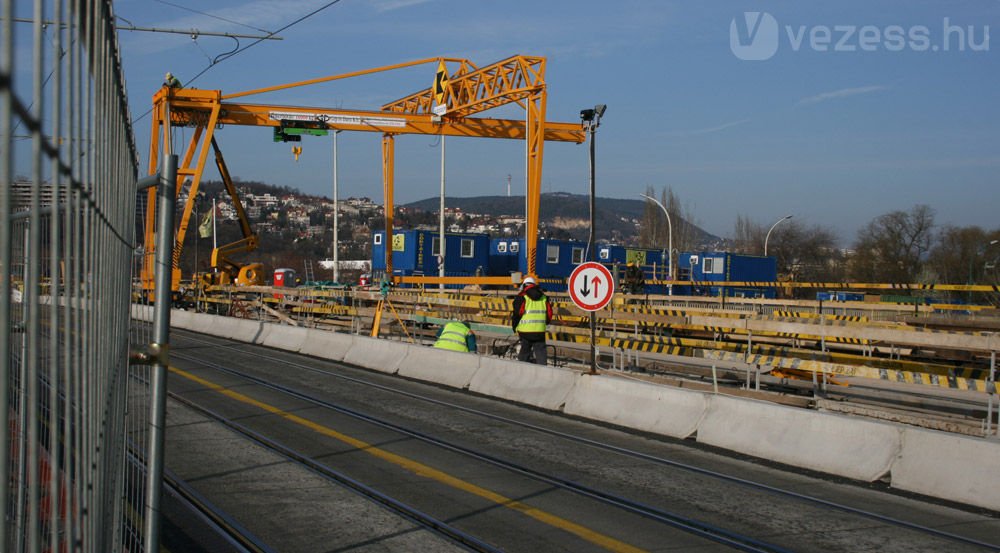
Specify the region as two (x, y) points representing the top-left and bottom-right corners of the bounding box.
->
(141, 55), (586, 298)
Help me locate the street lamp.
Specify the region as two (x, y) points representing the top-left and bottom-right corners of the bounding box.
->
(764, 214), (793, 256)
(331, 130), (341, 283)
(639, 193), (672, 295)
(581, 104), (606, 375)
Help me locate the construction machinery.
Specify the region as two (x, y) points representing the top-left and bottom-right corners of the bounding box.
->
(140, 55), (586, 300)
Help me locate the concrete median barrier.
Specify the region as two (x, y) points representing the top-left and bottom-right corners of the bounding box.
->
(168, 309), (194, 331)
(342, 336), (409, 374)
(891, 427), (1000, 511)
(470, 358), (579, 411)
(564, 375), (708, 439)
(397, 346), (480, 389)
(299, 329), (355, 362)
(261, 323), (308, 352)
(224, 318), (269, 343)
(698, 394), (900, 482)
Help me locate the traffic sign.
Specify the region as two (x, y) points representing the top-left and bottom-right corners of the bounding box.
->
(568, 262), (615, 311)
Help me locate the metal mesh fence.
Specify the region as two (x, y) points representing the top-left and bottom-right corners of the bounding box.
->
(1, 1), (147, 551)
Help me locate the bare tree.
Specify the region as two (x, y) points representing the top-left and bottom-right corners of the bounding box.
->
(732, 214), (764, 254)
(849, 204), (935, 283)
(926, 225), (1000, 302)
(767, 220), (843, 283)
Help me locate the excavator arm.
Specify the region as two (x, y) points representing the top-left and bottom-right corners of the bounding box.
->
(206, 137), (263, 286)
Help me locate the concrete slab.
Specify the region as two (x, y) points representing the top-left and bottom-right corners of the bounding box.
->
(697, 394), (900, 482)
(298, 329), (355, 362)
(342, 336), (409, 374)
(470, 357), (579, 411)
(260, 323), (308, 352)
(891, 427), (1000, 511)
(564, 374), (708, 439)
(225, 318), (270, 344)
(397, 346), (480, 389)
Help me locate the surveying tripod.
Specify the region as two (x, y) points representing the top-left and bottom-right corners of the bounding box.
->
(370, 277), (414, 342)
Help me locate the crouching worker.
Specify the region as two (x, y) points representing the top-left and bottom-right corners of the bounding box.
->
(433, 320), (477, 353)
(512, 277), (553, 365)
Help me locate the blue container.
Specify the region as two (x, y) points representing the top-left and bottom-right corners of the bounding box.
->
(372, 229), (490, 287)
(489, 238), (520, 277)
(675, 252), (777, 298)
(518, 238), (590, 291)
(834, 291), (865, 302)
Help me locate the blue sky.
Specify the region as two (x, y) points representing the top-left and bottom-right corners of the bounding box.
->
(25, 0), (1000, 243)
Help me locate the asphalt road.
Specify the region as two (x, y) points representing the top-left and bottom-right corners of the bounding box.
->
(163, 329), (1000, 552)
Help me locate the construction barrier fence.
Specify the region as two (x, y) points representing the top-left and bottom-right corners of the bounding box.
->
(1, 1), (146, 552)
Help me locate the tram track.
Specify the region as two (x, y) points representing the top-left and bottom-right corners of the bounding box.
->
(169, 328), (1000, 552)
(171, 347), (792, 552)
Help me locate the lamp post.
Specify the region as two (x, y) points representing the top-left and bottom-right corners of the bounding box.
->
(764, 214), (793, 257)
(969, 239), (999, 303)
(639, 193), (672, 295)
(581, 104), (606, 375)
(332, 130), (341, 283)
(439, 135), (446, 290)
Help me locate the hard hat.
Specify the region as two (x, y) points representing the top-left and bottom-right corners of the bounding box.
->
(522, 276), (536, 287)
(165, 72), (172, 80)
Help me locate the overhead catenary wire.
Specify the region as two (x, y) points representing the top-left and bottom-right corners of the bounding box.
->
(130, 0), (343, 125)
(153, 0), (275, 34)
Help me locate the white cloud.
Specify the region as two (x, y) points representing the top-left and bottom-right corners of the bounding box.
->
(795, 85), (887, 107)
(663, 118), (751, 137)
(370, 0), (434, 13)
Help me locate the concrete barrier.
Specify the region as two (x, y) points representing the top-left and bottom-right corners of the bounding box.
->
(261, 323), (308, 352)
(169, 309), (195, 331)
(470, 357), (579, 411)
(697, 394), (900, 482)
(891, 427), (1000, 512)
(299, 329), (355, 362)
(342, 336), (409, 374)
(564, 375), (708, 439)
(397, 346), (480, 389)
(224, 318), (269, 344)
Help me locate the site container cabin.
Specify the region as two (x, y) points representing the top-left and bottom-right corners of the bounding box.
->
(597, 244), (670, 293)
(489, 238), (521, 277)
(674, 251), (777, 298)
(371, 229), (490, 287)
(517, 238), (592, 291)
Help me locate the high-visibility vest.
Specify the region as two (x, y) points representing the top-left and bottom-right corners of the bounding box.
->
(434, 321), (471, 352)
(516, 296), (548, 333)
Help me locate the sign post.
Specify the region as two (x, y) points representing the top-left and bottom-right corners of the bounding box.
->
(568, 262), (615, 373)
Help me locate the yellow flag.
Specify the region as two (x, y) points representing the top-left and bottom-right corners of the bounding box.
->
(198, 209), (213, 238)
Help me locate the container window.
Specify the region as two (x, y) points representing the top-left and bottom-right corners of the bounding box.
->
(373, 234), (382, 245)
(431, 237), (441, 256)
(511, 242), (520, 253)
(461, 239), (475, 258)
(703, 258), (714, 274)
(546, 245), (559, 264)
(572, 247), (585, 264)
(497, 242), (508, 253)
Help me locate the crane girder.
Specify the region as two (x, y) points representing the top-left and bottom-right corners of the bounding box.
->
(381, 55), (545, 118)
(158, 91), (584, 143)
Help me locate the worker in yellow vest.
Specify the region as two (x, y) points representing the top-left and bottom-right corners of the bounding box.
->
(511, 277), (553, 364)
(433, 320), (477, 353)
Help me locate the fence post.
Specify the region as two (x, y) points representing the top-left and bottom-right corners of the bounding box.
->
(143, 154), (178, 553)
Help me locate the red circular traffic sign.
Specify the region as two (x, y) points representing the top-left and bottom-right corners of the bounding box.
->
(568, 262), (615, 311)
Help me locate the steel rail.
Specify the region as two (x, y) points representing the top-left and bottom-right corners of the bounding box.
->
(172, 348), (792, 553)
(166, 390), (503, 553)
(172, 329), (1000, 551)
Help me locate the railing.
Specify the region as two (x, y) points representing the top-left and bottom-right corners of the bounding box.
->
(1, 1), (146, 551)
